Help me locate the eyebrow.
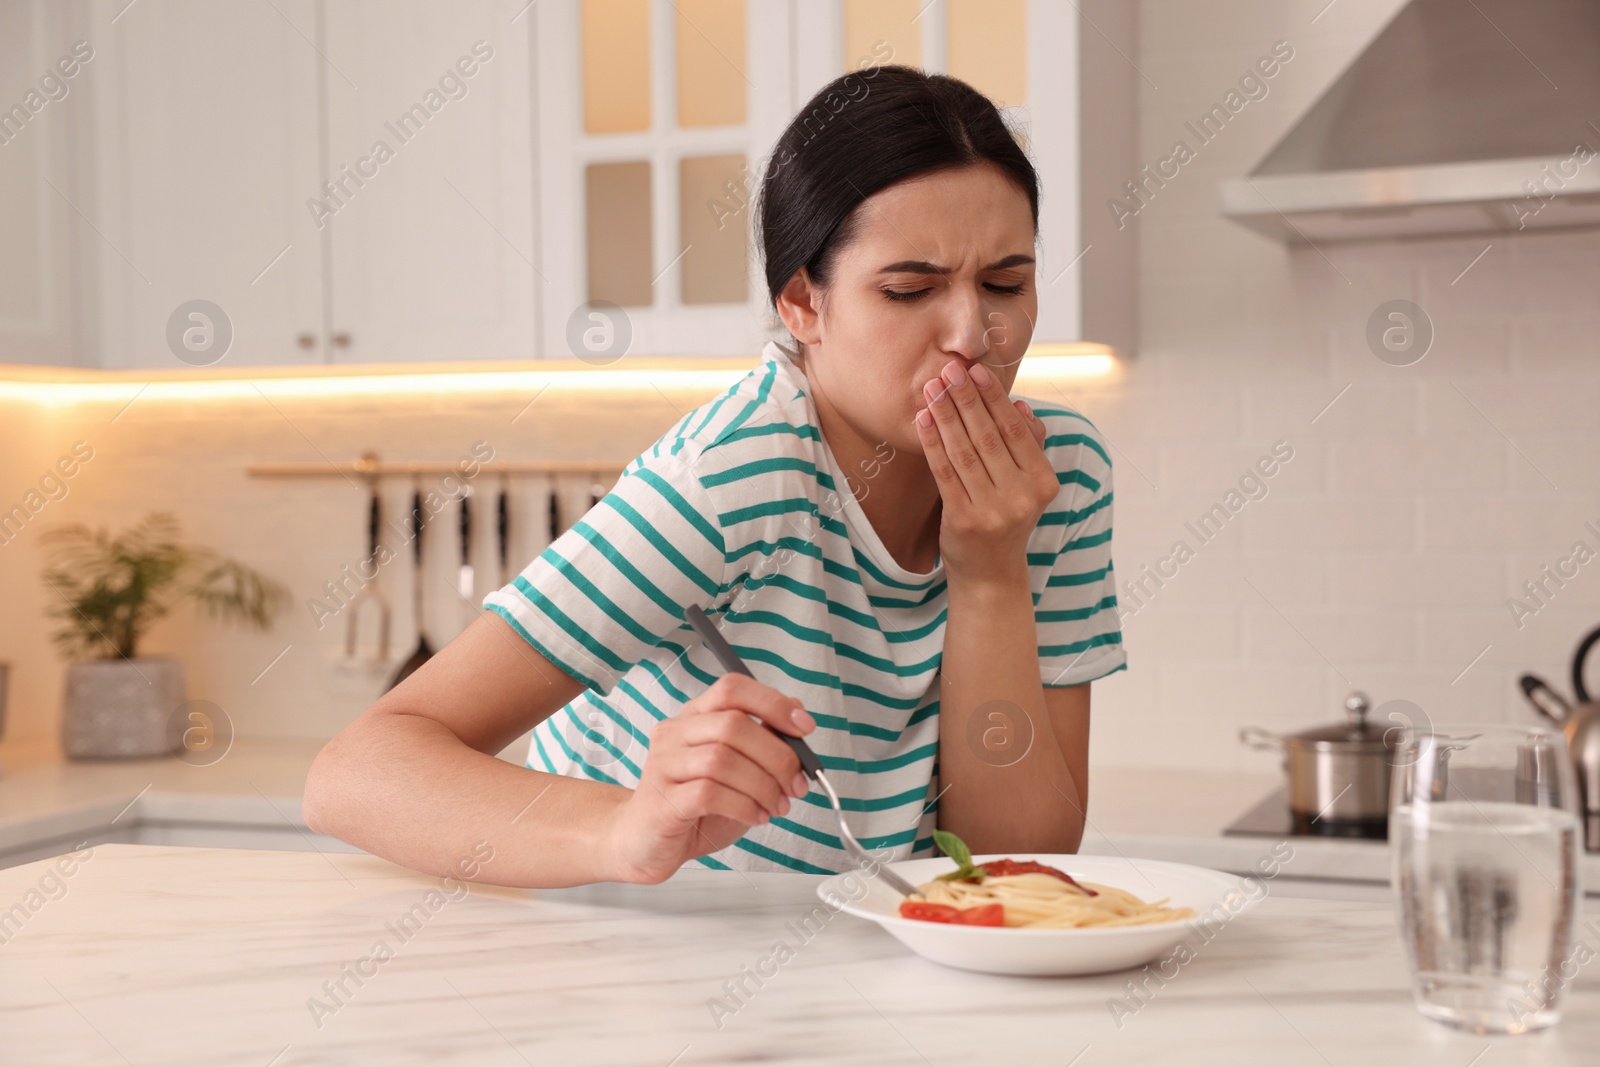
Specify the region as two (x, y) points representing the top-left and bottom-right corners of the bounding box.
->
(877, 253), (1036, 276)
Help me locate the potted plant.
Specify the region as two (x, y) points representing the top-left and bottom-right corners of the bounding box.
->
(40, 512), (289, 759)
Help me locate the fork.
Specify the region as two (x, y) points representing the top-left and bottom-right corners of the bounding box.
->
(684, 605), (920, 897)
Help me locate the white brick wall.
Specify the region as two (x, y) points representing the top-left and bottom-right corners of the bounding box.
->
(1076, 0), (1600, 773)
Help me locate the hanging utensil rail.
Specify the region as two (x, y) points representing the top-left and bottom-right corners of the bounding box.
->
(246, 457), (628, 478)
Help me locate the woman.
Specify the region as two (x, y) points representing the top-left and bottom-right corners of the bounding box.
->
(304, 65), (1125, 887)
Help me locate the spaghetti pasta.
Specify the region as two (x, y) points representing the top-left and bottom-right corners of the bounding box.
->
(907, 871), (1196, 929)
(897, 831), (1197, 929)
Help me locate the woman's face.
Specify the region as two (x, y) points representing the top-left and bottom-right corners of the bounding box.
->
(778, 162), (1038, 459)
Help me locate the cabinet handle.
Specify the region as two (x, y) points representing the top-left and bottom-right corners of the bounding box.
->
(296, 333), (316, 349)
(332, 332), (352, 348)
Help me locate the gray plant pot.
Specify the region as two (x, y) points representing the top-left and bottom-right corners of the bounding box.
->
(62, 658), (186, 759)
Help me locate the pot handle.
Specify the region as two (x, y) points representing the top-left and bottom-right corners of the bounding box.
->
(1573, 625), (1600, 706)
(1239, 725), (1284, 752)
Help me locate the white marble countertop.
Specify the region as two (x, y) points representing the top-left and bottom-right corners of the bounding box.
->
(4, 843), (1599, 1065)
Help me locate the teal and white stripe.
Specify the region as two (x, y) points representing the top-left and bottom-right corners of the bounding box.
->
(483, 341), (1125, 874)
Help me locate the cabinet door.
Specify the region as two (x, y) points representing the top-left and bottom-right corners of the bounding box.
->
(87, 0), (324, 369)
(0, 0), (86, 367)
(319, 0), (537, 362)
(533, 0), (790, 359)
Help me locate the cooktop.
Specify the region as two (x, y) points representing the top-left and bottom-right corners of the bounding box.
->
(1221, 787), (1388, 841)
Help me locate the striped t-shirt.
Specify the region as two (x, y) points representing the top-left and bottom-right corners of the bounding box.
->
(482, 340), (1126, 875)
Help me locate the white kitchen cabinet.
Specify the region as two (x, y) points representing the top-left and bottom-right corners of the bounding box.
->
(318, 0), (537, 362)
(1024, 0), (1138, 352)
(66, 0), (536, 369)
(531, 0), (1136, 359)
(531, 0), (793, 358)
(0, 1), (92, 367)
(6, 0), (1131, 369)
(84, 0), (325, 369)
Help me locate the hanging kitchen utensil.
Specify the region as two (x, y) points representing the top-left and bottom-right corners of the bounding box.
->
(1240, 690), (1396, 838)
(345, 477), (391, 663)
(496, 472), (510, 587)
(548, 476), (562, 540)
(1516, 624), (1600, 851)
(387, 479), (434, 691)
(457, 486), (475, 628)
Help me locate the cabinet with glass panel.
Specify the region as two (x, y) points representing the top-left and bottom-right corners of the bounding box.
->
(534, 0), (1135, 360)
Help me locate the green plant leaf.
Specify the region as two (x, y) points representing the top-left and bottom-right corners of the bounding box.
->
(38, 511), (287, 661)
(931, 829), (987, 882)
(933, 829), (972, 868)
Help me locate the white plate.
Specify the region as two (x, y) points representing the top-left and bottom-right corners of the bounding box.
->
(815, 853), (1262, 977)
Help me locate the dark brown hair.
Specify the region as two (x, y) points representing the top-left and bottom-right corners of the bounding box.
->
(755, 64), (1040, 320)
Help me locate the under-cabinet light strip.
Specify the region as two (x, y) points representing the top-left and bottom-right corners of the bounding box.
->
(0, 349), (1116, 407)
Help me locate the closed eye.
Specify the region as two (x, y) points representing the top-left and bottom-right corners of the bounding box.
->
(882, 283), (1028, 303)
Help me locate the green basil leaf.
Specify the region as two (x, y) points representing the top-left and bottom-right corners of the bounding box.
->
(932, 829), (972, 869)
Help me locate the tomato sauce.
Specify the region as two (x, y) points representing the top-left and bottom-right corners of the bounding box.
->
(967, 859), (1097, 896)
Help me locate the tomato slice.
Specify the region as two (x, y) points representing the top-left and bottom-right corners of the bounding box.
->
(954, 903), (1005, 927)
(897, 901), (1005, 926)
(898, 901), (960, 923)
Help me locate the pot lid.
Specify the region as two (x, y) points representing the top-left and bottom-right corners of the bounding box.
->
(1286, 692), (1395, 747)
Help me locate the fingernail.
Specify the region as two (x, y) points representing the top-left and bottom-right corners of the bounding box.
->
(791, 772), (810, 796)
(777, 796), (791, 817)
(946, 362), (968, 387)
(791, 704), (816, 733)
(969, 363), (992, 388)
(926, 382), (950, 405)
(758, 810), (770, 824)
(915, 407), (933, 428)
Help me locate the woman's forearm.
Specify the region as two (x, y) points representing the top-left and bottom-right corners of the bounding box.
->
(936, 565), (1085, 853)
(304, 711), (635, 888)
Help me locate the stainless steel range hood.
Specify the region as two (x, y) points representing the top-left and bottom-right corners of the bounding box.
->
(1221, 0), (1600, 244)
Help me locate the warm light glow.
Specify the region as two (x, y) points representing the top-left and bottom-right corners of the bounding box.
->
(0, 346), (1117, 408)
(0, 367), (749, 409)
(1015, 349), (1118, 381)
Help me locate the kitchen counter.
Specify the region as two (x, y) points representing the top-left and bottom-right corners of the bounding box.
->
(6, 739), (1600, 897)
(0, 742), (1296, 875)
(0, 738), (359, 870)
(4, 842), (1599, 1065)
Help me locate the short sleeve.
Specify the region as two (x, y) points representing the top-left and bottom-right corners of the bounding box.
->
(482, 449), (728, 695)
(1031, 407), (1127, 687)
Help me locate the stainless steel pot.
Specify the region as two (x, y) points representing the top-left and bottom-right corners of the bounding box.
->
(1240, 691), (1397, 837)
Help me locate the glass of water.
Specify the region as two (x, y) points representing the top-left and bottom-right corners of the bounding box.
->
(1390, 723), (1581, 1034)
